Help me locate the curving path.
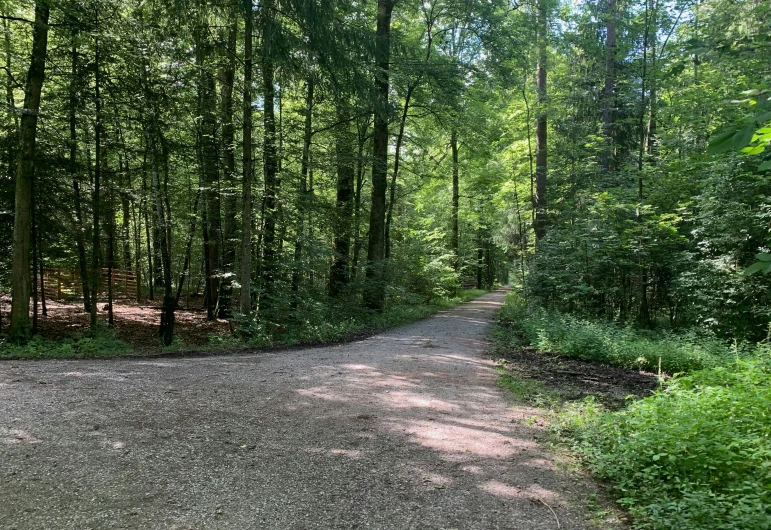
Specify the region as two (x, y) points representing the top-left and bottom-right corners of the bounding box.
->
(0, 289), (606, 529)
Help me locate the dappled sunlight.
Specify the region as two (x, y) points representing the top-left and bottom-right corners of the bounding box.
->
(378, 391), (460, 412)
(306, 447), (364, 460)
(387, 418), (535, 459)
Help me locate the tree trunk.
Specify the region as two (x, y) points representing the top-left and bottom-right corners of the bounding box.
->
(218, 18), (237, 318)
(260, 0), (279, 318)
(533, 0), (548, 243)
(601, 0), (616, 174)
(195, 20), (221, 321)
(385, 84), (415, 260)
(90, 29), (102, 331)
(291, 76), (313, 308)
(240, 0), (254, 314)
(9, 1), (49, 343)
(106, 155), (115, 327)
(450, 130), (459, 271)
(364, 0), (394, 311)
(330, 99), (354, 296)
(351, 113), (371, 281)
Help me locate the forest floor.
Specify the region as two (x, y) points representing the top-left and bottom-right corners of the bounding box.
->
(493, 339), (661, 411)
(0, 296), (230, 351)
(1, 289), (626, 529)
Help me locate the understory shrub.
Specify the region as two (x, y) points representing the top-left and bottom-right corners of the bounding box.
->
(560, 355), (771, 530)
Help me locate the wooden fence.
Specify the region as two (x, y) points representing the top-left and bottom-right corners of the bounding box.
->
(42, 267), (138, 301)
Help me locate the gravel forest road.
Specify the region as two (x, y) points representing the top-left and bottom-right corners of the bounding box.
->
(1, 289), (608, 530)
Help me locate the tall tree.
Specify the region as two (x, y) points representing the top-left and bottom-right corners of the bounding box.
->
(260, 0), (279, 317)
(9, 1), (50, 342)
(533, 0), (548, 242)
(364, 0), (394, 311)
(240, 0), (254, 315)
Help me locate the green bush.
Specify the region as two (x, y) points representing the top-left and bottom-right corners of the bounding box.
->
(561, 356), (771, 530)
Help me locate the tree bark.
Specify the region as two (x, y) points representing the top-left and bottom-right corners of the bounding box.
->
(450, 130), (459, 271)
(195, 18), (222, 320)
(260, 0), (279, 318)
(9, 1), (49, 343)
(90, 29), (102, 331)
(385, 84), (415, 260)
(364, 0), (394, 311)
(601, 0), (616, 174)
(240, 0), (254, 314)
(218, 18), (237, 318)
(329, 99), (354, 296)
(291, 76), (313, 308)
(533, 0), (548, 243)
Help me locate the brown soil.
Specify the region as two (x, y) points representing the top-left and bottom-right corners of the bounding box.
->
(0, 295), (230, 351)
(494, 342), (661, 410)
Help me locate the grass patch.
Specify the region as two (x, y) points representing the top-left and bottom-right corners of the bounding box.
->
(498, 291), (743, 375)
(0, 326), (132, 360)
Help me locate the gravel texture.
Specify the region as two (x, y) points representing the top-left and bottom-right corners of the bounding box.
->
(1, 289), (609, 529)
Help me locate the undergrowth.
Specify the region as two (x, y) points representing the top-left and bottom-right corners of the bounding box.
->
(496, 291), (771, 530)
(554, 356), (771, 530)
(498, 291), (744, 375)
(0, 326), (132, 360)
(206, 289), (487, 349)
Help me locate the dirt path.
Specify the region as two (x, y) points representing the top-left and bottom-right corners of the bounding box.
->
(1, 289), (610, 530)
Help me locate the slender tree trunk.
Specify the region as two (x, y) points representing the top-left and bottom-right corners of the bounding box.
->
(291, 77), (313, 308)
(364, 0), (394, 311)
(385, 84), (415, 260)
(450, 130), (459, 271)
(218, 18), (237, 318)
(195, 20), (221, 320)
(330, 99), (354, 296)
(240, 0), (254, 314)
(260, 0), (279, 318)
(31, 194), (38, 334)
(601, 0), (617, 174)
(90, 29), (102, 331)
(106, 155), (115, 327)
(175, 188), (201, 306)
(138, 33), (175, 344)
(351, 113), (371, 281)
(533, 0), (548, 243)
(9, 1), (49, 343)
(476, 229), (483, 290)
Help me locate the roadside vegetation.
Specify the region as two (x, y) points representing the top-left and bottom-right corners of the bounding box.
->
(495, 292), (771, 530)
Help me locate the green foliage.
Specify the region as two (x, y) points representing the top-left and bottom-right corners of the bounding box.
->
(0, 327), (132, 360)
(499, 292), (741, 375)
(213, 289), (488, 349)
(559, 356), (771, 530)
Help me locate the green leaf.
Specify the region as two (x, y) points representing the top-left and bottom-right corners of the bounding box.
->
(732, 125), (756, 150)
(742, 146), (765, 155)
(759, 160), (771, 171)
(744, 261), (771, 275)
(756, 253), (771, 261)
(708, 127), (739, 154)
